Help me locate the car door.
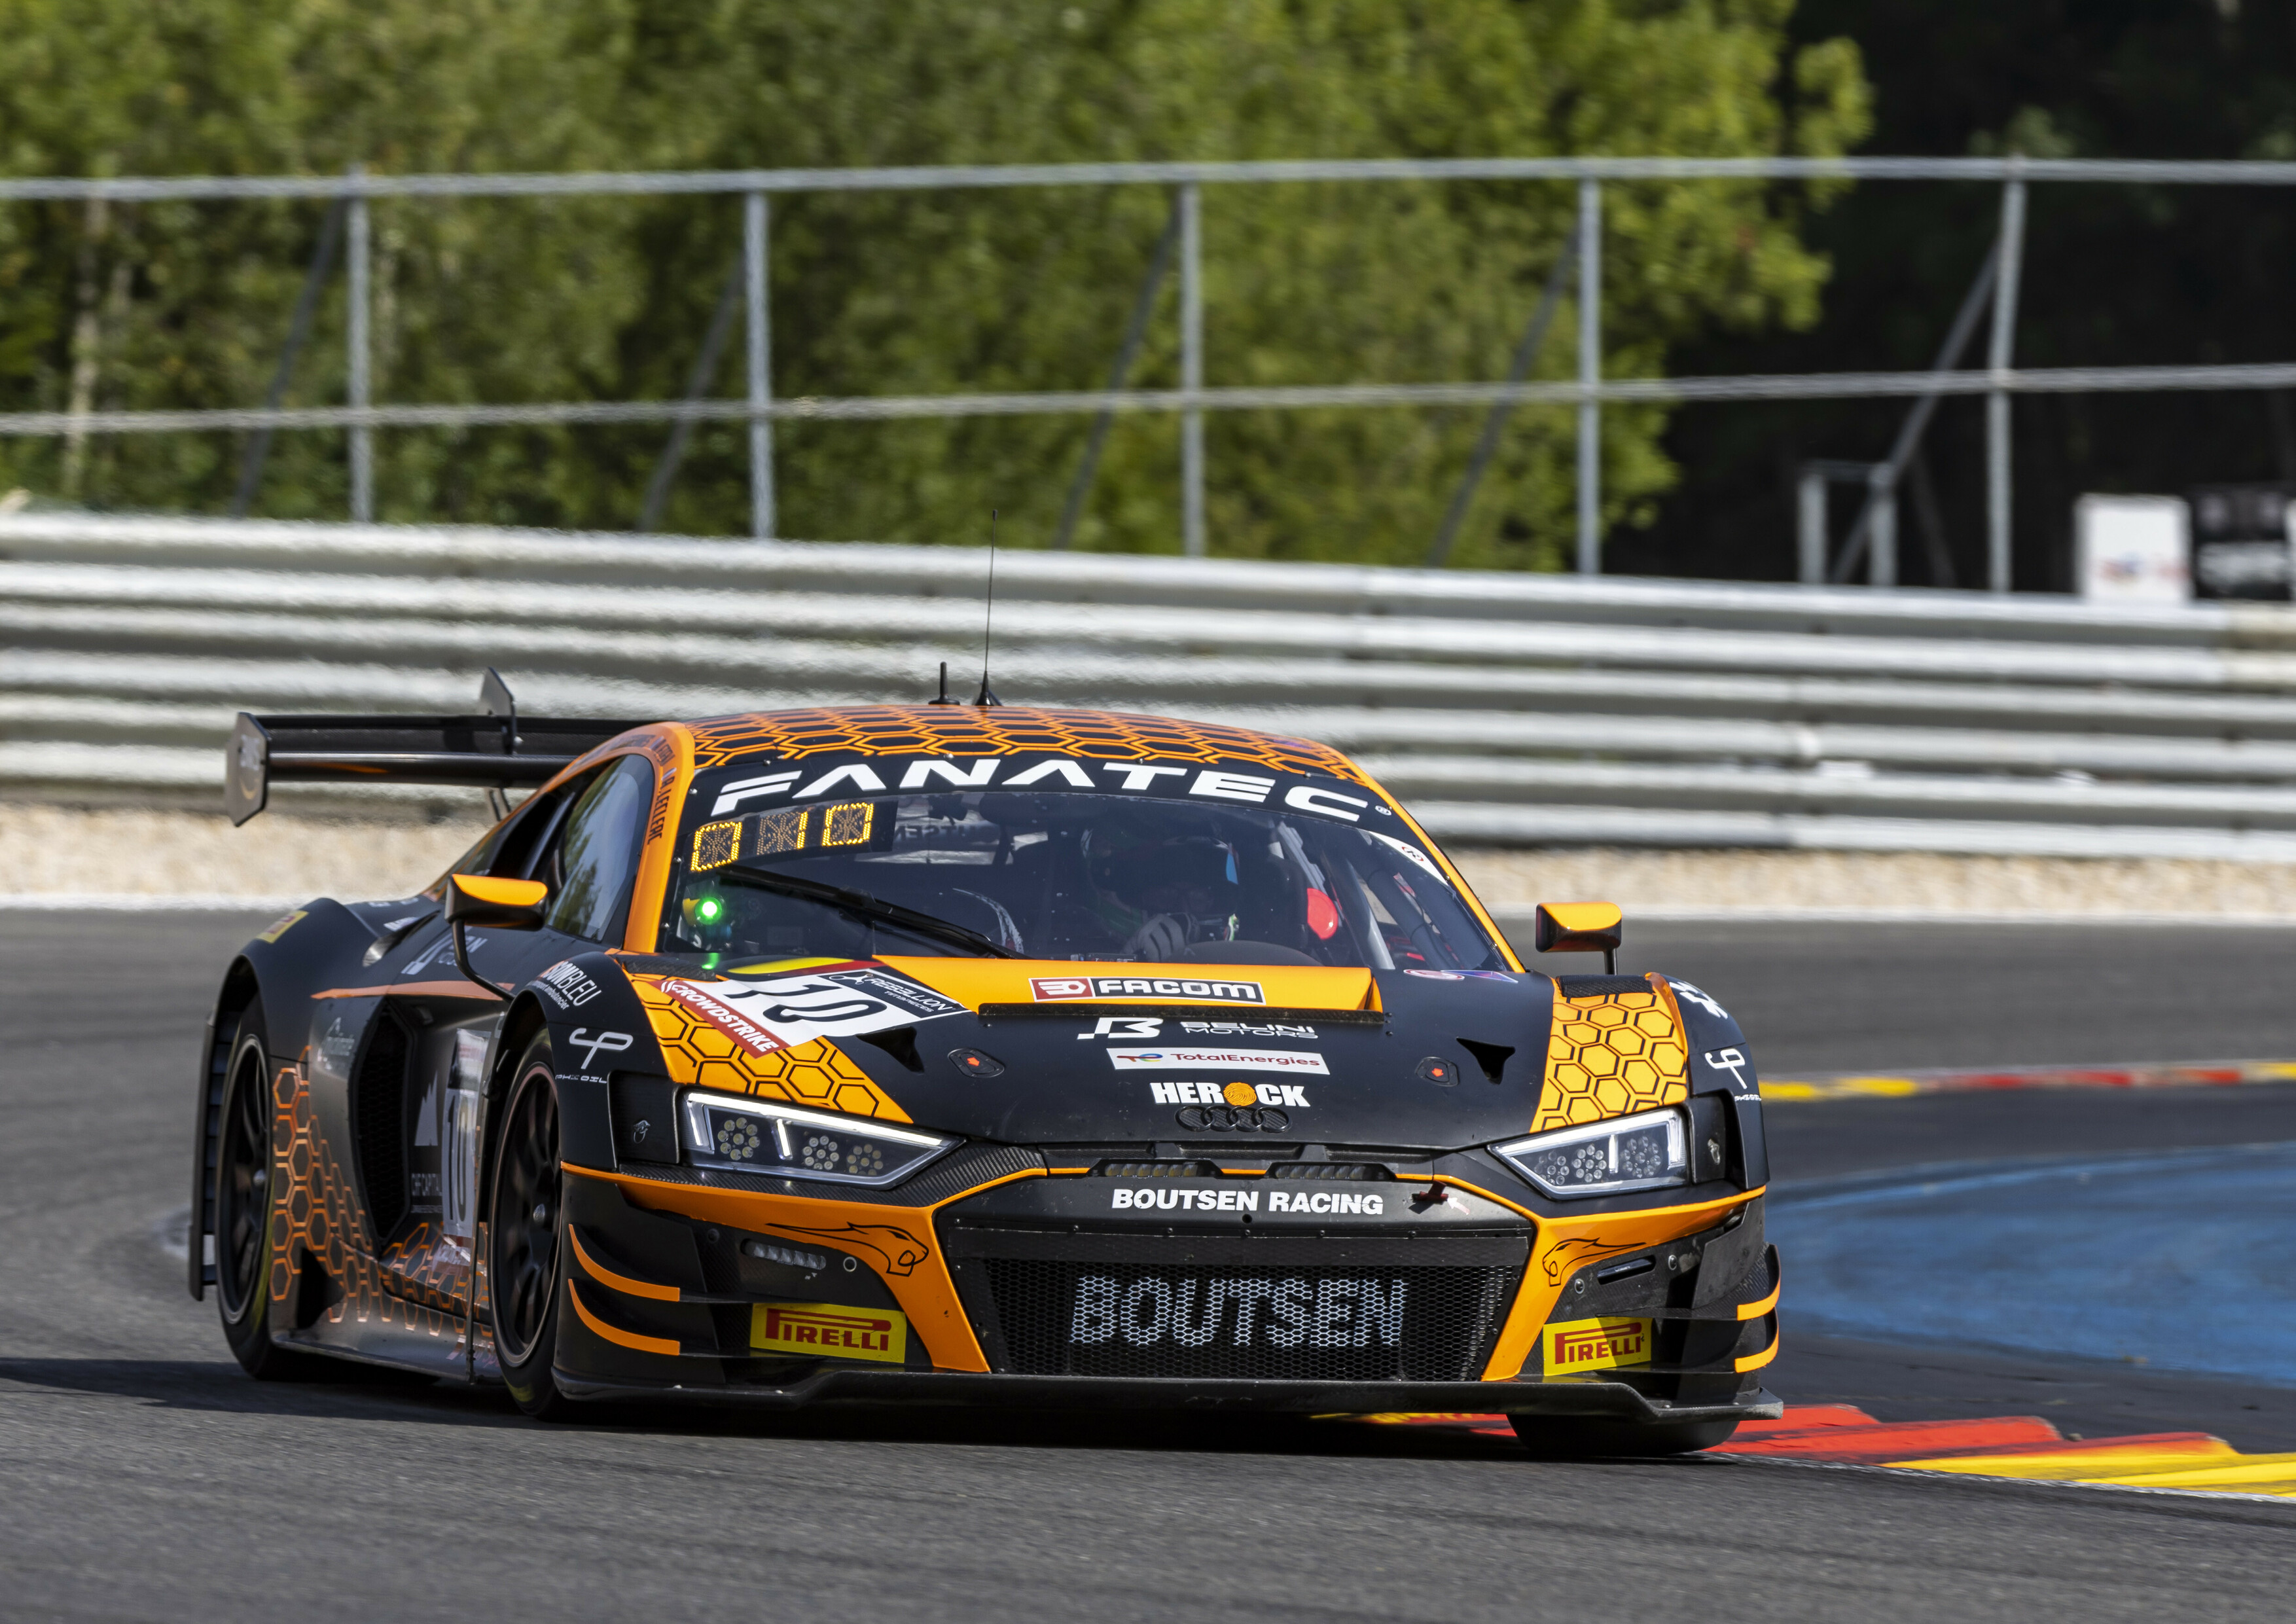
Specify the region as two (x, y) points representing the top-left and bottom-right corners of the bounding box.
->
(352, 757), (653, 1335)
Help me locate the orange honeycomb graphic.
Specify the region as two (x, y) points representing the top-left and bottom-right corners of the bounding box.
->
(627, 977), (912, 1123)
(685, 705), (1376, 789)
(271, 1062), (463, 1341)
(1531, 975), (1689, 1132)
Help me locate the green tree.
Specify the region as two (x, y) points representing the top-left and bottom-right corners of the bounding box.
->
(0, 0), (1869, 569)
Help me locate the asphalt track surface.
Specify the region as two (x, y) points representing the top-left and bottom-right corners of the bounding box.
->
(3, 911), (2293, 1621)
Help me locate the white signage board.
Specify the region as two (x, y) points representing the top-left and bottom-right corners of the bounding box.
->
(2074, 495), (2190, 602)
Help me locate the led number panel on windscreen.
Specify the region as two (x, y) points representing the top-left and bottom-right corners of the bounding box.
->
(692, 802), (875, 871)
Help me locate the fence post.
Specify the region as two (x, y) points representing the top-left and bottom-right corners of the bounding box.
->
(1797, 467), (1827, 584)
(1986, 168), (2027, 593)
(346, 166), (372, 523)
(745, 191), (775, 541)
(1179, 181), (1204, 558)
(1868, 466), (1897, 587)
(1576, 177), (1602, 575)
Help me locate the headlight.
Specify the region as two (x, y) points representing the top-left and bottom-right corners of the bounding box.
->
(1492, 1106), (1689, 1198)
(679, 1091), (958, 1187)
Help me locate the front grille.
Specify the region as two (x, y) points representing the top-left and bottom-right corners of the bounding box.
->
(946, 1224), (1526, 1382)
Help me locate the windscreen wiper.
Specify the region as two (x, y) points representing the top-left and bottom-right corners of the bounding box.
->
(721, 865), (1020, 959)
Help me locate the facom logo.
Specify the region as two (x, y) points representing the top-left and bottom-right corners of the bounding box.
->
(1030, 976), (1265, 1005)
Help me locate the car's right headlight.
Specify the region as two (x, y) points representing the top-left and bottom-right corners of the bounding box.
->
(679, 1091), (958, 1187)
(1492, 1106), (1689, 1199)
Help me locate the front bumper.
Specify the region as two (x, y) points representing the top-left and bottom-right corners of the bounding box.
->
(552, 1157), (1779, 1413)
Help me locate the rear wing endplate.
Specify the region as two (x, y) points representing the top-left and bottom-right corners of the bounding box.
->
(226, 670), (656, 825)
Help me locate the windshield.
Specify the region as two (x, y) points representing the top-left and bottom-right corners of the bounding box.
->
(662, 787), (1503, 971)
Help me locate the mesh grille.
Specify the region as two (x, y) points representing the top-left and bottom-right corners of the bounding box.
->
(980, 1256), (1514, 1381)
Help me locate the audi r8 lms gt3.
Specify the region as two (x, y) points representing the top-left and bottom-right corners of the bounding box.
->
(190, 685), (1779, 1451)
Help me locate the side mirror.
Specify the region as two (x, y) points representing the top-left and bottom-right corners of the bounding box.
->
(444, 872), (548, 929)
(442, 873), (548, 999)
(1531, 901), (1623, 975)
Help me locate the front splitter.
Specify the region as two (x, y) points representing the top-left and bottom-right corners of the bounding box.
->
(556, 1365), (1783, 1423)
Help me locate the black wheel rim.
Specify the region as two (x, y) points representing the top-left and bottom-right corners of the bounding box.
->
(492, 1062), (560, 1365)
(217, 1041), (270, 1320)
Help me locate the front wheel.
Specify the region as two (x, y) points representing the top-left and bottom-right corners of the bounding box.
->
(214, 999), (327, 1380)
(1509, 1415), (1740, 1458)
(490, 1034), (576, 1420)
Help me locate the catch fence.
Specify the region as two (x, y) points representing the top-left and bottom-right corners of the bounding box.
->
(14, 155), (2296, 584)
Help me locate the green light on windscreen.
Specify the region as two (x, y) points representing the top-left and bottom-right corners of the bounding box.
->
(696, 896), (724, 924)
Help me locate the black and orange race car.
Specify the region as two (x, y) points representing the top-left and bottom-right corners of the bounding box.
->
(189, 680), (1779, 1450)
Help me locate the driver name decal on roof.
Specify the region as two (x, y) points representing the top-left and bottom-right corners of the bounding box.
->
(660, 965), (965, 1055)
(1031, 975), (1265, 1005)
(706, 755), (1373, 823)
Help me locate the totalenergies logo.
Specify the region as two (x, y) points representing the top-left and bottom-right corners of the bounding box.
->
(750, 1302), (908, 1364)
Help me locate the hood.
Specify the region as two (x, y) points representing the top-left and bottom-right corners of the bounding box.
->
(610, 953), (1560, 1152)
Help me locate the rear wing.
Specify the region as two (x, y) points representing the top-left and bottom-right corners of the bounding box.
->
(226, 670), (658, 825)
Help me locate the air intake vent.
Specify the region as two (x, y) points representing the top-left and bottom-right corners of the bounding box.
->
(351, 1011), (410, 1240)
(1094, 1160), (1221, 1179)
(1267, 1162), (1392, 1181)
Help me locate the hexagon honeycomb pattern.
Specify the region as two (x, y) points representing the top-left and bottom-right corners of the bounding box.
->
(684, 704), (1376, 788)
(627, 977), (912, 1122)
(272, 1062), (460, 1339)
(1531, 978), (1689, 1132)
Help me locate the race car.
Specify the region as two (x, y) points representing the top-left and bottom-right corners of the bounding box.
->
(189, 678), (1779, 1451)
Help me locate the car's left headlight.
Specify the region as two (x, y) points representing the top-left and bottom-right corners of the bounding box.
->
(679, 1091), (959, 1187)
(1492, 1106), (1689, 1199)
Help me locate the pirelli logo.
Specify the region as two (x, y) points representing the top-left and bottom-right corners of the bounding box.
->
(1541, 1316), (1653, 1374)
(749, 1302), (908, 1364)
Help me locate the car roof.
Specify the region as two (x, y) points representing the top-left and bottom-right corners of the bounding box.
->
(672, 704), (1378, 788)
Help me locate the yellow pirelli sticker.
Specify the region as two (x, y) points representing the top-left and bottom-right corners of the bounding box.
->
(256, 909), (308, 943)
(751, 1301), (907, 1364)
(1542, 1316), (1653, 1375)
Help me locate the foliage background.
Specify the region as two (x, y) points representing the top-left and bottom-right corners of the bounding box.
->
(0, 0), (1868, 568)
(1636, 1), (2296, 590)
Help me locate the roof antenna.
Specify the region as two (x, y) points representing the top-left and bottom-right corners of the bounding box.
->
(928, 660), (957, 705)
(975, 509), (1002, 706)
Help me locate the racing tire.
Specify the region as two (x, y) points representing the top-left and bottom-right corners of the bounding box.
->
(1508, 1415), (1740, 1458)
(213, 999), (328, 1380)
(490, 1033), (577, 1420)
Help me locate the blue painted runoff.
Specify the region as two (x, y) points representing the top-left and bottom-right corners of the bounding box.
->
(1767, 1141), (2296, 1386)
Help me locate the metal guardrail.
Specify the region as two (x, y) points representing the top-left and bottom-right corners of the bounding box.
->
(10, 514), (2296, 861)
(20, 154), (2296, 585)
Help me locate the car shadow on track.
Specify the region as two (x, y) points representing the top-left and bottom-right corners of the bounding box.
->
(0, 1354), (1610, 1460)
